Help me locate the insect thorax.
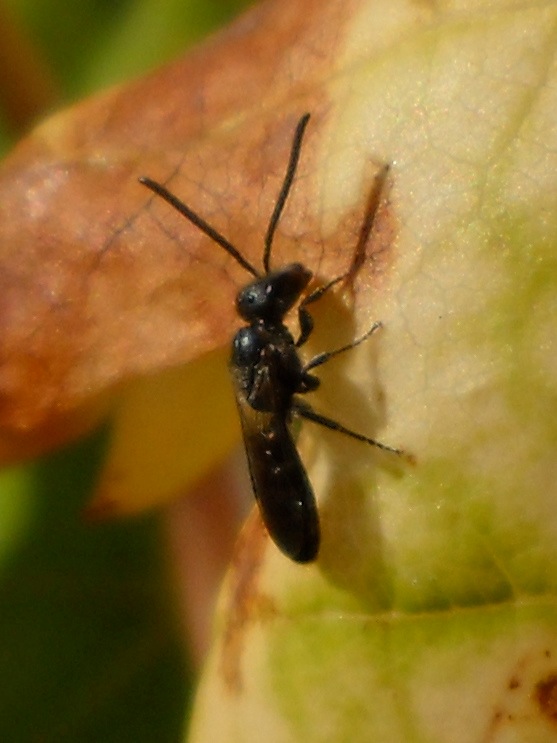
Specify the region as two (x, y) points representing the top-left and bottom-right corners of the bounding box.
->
(231, 324), (305, 412)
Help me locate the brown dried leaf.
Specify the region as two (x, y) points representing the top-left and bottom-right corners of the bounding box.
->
(0, 0), (393, 462)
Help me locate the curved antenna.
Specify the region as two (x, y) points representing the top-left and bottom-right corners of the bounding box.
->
(262, 113), (311, 274)
(139, 176), (259, 278)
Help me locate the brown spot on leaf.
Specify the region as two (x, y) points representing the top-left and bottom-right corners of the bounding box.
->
(536, 674), (557, 725)
(219, 509), (276, 694)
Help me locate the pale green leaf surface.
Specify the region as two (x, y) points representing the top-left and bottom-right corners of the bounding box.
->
(190, 2), (557, 741)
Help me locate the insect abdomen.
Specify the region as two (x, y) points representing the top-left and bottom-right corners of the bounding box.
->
(238, 401), (320, 563)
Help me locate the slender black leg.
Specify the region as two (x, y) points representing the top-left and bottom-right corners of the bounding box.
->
(302, 321), (382, 373)
(292, 399), (408, 458)
(296, 275), (347, 347)
(301, 274), (345, 309)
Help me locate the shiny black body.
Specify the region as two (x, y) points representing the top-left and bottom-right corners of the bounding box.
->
(229, 263), (320, 562)
(140, 113), (404, 562)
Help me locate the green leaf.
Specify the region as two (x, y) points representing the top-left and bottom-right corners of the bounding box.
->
(0, 429), (189, 742)
(189, 1), (557, 741)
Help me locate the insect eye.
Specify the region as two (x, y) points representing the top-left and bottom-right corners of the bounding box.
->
(236, 282), (267, 321)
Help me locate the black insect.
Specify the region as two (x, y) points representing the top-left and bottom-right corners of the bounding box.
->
(140, 113), (405, 563)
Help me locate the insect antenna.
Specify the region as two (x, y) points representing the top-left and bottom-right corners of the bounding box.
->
(139, 176), (259, 278)
(262, 113), (311, 274)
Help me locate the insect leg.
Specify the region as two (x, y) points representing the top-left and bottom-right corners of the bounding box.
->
(292, 399), (408, 458)
(296, 274), (345, 347)
(302, 321), (382, 374)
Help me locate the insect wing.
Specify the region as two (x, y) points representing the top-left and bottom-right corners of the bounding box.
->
(233, 385), (320, 563)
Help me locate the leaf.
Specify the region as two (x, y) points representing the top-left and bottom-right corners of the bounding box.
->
(0, 3), (247, 742)
(2, 0), (557, 740)
(183, 1), (557, 742)
(0, 0), (396, 510)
